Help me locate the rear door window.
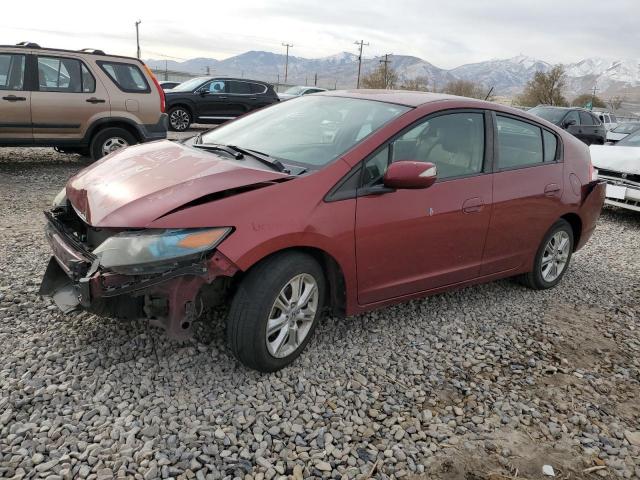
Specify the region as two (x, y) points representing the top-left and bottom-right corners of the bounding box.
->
(496, 116), (543, 169)
(0, 54), (26, 90)
(228, 81), (252, 94)
(98, 61), (149, 93)
(37, 56), (95, 93)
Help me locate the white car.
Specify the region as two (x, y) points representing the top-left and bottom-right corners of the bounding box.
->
(278, 86), (327, 101)
(590, 130), (640, 212)
(606, 123), (640, 143)
(594, 111), (618, 132)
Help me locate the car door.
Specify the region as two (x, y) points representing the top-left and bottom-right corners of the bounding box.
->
(481, 113), (563, 275)
(195, 79), (233, 121)
(564, 110), (588, 144)
(31, 55), (109, 142)
(226, 80), (254, 116)
(578, 111), (599, 145)
(0, 52), (31, 143)
(355, 110), (493, 305)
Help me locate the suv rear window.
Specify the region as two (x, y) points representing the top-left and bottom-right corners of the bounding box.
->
(0, 54), (25, 90)
(98, 61), (149, 93)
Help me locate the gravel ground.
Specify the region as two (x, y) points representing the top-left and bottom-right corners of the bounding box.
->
(0, 144), (639, 480)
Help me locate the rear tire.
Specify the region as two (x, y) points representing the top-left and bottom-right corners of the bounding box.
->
(519, 219), (574, 290)
(168, 106), (192, 131)
(227, 252), (325, 372)
(90, 127), (136, 161)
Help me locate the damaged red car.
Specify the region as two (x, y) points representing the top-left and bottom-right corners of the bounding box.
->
(40, 91), (606, 372)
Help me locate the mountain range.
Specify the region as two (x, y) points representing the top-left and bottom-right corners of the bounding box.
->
(146, 51), (640, 100)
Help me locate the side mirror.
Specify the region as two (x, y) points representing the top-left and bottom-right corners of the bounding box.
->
(383, 161), (437, 189)
(563, 119), (577, 129)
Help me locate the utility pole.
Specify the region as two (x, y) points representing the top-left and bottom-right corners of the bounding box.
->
(590, 83), (598, 110)
(379, 53), (392, 88)
(314, 72), (318, 86)
(164, 60), (168, 81)
(354, 40), (369, 88)
(282, 42), (293, 84)
(135, 20), (142, 59)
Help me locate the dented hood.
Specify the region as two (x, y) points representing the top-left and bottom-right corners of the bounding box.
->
(590, 145), (640, 175)
(66, 140), (289, 227)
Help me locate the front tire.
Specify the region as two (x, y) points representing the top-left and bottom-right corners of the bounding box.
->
(90, 127), (136, 160)
(227, 252), (325, 372)
(168, 106), (192, 131)
(520, 219), (574, 290)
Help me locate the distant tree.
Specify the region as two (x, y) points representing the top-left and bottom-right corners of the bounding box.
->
(571, 94), (606, 109)
(361, 63), (398, 89)
(400, 76), (431, 92)
(441, 79), (488, 100)
(607, 96), (624, 111)
(517, 65), (568, 107)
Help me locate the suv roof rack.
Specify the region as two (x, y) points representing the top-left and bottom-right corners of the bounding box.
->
(78, 48), (106, 55)
(15, 42), (41, 48)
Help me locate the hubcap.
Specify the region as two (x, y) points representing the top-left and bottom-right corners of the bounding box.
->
(266, 273), (319, 358)
(170, 109), (190, 130)
(541, 230), (570, 282)
(101, 137), (128, 156)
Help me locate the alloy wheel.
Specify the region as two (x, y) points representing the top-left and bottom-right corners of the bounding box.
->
(170, 109), (190, 131)
(101, 137), (128, 156)
(540, 230), (571, 282)
(266, 273), (319, 358)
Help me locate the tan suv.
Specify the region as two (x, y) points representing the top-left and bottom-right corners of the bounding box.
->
(0, 42), (167, 160)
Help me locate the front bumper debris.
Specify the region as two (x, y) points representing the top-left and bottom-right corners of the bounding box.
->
(39, 210), (238, 339)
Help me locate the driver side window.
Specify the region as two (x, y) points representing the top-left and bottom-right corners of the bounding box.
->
(362, 112), (485, 186)
(207, 80), (226, 93)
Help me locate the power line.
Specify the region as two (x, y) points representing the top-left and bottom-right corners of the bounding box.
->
(354, 40), (369, 88)
(282, 42), (293, 84)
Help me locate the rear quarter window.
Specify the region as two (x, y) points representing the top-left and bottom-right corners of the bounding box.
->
(250, 83), (267, 94)
(97, 61), (150, 93)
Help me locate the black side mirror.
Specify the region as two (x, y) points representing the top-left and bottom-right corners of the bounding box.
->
(563, 119), (576, 129)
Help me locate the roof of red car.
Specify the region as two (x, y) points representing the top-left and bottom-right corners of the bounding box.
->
(319, 89), (476, 107)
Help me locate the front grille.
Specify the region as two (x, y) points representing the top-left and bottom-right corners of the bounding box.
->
(598, 168), (640, 186)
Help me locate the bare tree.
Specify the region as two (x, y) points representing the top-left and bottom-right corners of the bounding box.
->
(517, 65), (568, 107)
(361, 63), (398, 89)
(607, 96), (624, 111)
(441, 79), (487, 99)
(571, 93), (606, 109)
(400, 76), (431, 92)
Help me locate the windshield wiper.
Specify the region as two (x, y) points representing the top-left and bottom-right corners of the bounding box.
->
(226, 145), (287, 173)
(192, 143), (243, 159)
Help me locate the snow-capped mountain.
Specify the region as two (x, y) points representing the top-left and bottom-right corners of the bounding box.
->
(146, 51), (640, 99)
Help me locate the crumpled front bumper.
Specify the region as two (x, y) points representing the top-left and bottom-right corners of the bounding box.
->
(39, 212), (238, 339)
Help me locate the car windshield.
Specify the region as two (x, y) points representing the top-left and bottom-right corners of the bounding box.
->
(200, 95), (411, 168)
(528, 107), (568, 125)
(612, 124), (640, 134)
(617, 130), (640, 146)
(283, 86), (306, 95)
(169, 77), (210, 92)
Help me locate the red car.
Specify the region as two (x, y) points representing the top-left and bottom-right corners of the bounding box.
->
(40, 91), (606, 372)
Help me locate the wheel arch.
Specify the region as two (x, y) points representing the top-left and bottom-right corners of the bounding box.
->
(232, 246), (347, 317)
(85, 118), (143, 144)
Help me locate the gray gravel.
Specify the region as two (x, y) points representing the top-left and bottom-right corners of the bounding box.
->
(1, 145), (639, 480)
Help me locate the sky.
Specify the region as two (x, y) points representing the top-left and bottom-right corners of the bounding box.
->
(2, 0), (639, 69)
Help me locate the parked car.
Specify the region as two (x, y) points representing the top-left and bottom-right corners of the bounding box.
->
(528, 106), (606, 145)
(594, 111), (618, 131)
(0, 42), (167, 160)
(40, 91), (605, 372)
(159, 80), (181, 90)
(278, 85), (327, 101)
(591, 130), (640, 212)
(606, 123), (640, 143)
(164, 76), (279, 131)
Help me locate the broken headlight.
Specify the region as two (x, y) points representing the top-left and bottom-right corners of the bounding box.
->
(93, 228), (231, 273)
(52, 187), (67, 208)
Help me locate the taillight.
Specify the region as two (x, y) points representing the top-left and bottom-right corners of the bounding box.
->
(589, 160), (598, 182)
(143, 63), (166, 113)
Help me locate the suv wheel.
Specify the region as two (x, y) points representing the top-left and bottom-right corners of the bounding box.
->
(168, 107), (192, 131)
(520, 219), (574, 290)
(227, 252), (325, 372)
(90, 127), (137, 160)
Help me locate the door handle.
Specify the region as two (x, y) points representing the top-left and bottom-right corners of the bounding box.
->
(218, 96), (227, 100)
(2, 95), (26, 102)
(462, 197), (484, 213)
(544, 183), (561, 196)
(86, 97), (106, 104)
(250, 97), (257, 100)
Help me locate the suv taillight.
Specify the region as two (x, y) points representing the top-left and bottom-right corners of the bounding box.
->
(143, 64), (166, 113)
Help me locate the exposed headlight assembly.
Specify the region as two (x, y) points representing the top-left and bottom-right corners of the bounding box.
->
(52, 187), (67, 208)
(93, 227), (232, 274)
